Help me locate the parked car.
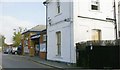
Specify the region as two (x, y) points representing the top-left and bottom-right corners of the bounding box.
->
(17, 45), (22, 55)
(3, 48), (9, 54)
(3, 47), (12, 54)
(12, 47), (18, 54)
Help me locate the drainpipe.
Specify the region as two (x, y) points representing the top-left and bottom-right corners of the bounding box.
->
(114, 0), (118, 40)
(43, 1), (48, 60)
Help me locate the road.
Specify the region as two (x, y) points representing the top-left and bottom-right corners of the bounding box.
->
(1, 52), (63, 70)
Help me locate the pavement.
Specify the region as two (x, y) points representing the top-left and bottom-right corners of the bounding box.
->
(21, 54), (77, 69)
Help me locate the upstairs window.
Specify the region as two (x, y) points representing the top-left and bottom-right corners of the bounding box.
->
(43, 34), (46, 42)
(91, 0), (99, 10)
(57, 0), (60, 14)
(119, 31), (120, 37)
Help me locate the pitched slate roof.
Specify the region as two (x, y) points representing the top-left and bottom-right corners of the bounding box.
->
(22, 25), (46, 34)
(28, 25), (46, 32)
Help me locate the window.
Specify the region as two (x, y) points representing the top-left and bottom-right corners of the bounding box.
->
(91, 0), (99, 10)
(56, 31), (61, 56)
(43, 34), (46, 42)
(92, 29), (101, 41)
(119, 31), (120, 37)
(57, 0), (60, 14)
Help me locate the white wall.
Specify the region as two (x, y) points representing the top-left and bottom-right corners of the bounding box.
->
(74, 18), (115, 43)
(73, 0), (115, 43)
(47, 22), (71, 62)
(47, 1), (74, 63)
(47, 0), (116, 63)
(77, 0), (114, 20)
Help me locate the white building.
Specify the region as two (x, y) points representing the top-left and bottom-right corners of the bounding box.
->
(44, 0), (117, 63)
(118, 1), (120, 39)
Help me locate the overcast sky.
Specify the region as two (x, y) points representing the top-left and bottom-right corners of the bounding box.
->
(0, 0), (46, 44)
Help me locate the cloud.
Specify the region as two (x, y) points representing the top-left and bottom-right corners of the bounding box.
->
(0, 16), (35, 44)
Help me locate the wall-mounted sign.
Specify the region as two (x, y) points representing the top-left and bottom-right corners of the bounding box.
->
(31, 35), (40, 39)
(40, 43), (46, 52)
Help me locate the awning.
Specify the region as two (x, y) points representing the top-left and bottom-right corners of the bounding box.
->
(31, 35), (40, 40)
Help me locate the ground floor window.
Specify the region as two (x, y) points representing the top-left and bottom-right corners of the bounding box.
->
(56, 31), (61, 56)
(92, 29), (101, 41)
(119, 31), (120, 37)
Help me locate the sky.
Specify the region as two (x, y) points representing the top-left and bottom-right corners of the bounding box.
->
(0, 0), (46, 44)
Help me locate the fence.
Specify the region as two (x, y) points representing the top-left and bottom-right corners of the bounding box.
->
(76, 40), (120, 69)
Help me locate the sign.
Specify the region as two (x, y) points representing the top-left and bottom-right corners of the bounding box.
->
(31, 35), (40, 39)
(40, 43), (46, 52)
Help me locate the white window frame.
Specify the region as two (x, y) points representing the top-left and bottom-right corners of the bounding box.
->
(56, 0), (61, 14)
(118, 31), (120, 37)
(43, 34), (46, 42)
(56, 31), (61, 56)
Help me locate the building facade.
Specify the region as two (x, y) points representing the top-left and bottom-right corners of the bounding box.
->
(44, 0), (117, 63)
(22, 25), (46, 55)
(30, 29), (47, 59)
(118, 1), (120, 39)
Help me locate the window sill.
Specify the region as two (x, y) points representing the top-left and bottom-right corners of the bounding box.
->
(55, 55), (63, 59)
(89, 10), (102, 13)
(55, 13), (62, 17)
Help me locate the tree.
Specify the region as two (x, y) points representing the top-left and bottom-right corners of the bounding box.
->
(12, 27), (23, 47)
(0, 35), (6, 51)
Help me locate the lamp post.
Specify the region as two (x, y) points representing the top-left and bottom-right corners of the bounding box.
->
(43, 1), (48, 60)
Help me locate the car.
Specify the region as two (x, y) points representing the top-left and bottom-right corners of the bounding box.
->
(12, 47), (18, 54)
(3, 48), (9, 54)
(17, 46), (22, 55)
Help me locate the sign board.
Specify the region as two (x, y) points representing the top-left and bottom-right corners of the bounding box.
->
(31, 35), (40, 39)
(40, 43), (46, 52)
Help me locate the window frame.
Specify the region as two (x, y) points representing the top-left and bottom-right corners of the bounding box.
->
(56, 31), (61, 56)
(92, 29), (101, 41)
(43, 34), (46, 42)
(119, 31), (120, 37)
(56, 0), (61, 14)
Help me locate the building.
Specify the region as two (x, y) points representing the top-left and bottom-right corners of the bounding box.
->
(44, 0), (117, 63)
(31, 29), (47, 59)
(22, 25), (46, 55)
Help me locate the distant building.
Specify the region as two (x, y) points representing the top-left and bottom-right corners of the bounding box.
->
(31, 29), (47, 59)
(44, 0), (117, 63)
(22, 25), (46, 55)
